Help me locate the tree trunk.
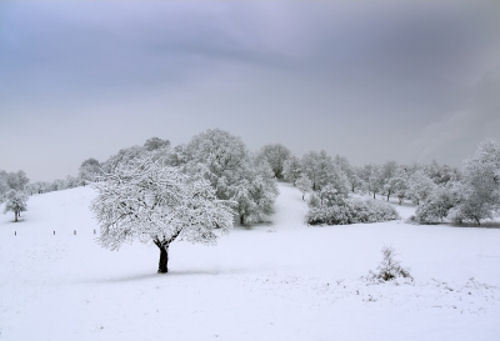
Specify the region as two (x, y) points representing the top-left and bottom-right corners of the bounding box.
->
(158, 245), (169, 273)
(386, 193), (390, 201)
(475, 217), (481, 226)
(240, 214), (245, 226)
(302, 193), (305, 201)
(373, 192), (376, 199)
(14, 210), (18, 222)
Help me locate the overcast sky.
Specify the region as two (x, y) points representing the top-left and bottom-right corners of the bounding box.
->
(1, 0), (499, 181)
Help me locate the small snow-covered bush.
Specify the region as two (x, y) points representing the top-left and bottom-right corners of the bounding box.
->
(368, 247), (413, 282)
(306, 197), (399, 226)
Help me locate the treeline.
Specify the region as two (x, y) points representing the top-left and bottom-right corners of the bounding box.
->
(2, 129), (499, 226)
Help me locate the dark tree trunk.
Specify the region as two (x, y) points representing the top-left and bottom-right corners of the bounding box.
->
(475, 217), (481, 226)
(302, 192), (305, 201)
(158, 245), (169, 273)
(240, 214), (245, 226)
(386, 192), (390, 201)
(373, 192), (376, 199)
(14, 210), (19, 222)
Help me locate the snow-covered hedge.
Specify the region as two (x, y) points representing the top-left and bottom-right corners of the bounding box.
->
(306, 197), (399, 225)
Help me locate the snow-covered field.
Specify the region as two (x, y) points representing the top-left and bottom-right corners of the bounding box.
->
(1, 183), (500, 340)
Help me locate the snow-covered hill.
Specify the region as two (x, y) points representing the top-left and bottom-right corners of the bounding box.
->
(1, 183), (500, 340)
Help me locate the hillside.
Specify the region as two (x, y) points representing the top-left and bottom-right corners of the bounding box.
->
(1, 183), (500, 340)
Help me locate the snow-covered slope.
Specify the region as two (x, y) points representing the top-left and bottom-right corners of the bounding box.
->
(1, 183), (500, 340)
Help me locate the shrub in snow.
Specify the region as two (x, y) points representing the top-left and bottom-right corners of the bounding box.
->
(306, 196), (399, 226)
(92, 156), (233, 273)
(369, 247), (413, 282)
(3, 190), (28, 222)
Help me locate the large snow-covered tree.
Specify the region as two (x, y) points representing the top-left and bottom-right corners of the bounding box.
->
(3, 190), (28, 222)
(92, 156), (233, 273)
(256, 144), (291, 179)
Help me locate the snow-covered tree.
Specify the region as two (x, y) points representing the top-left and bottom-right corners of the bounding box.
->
(424, 161), (460, 186)
(282, 155), (302, 185)
(184, 129), (277, 225)
(387, 167), (409, 204)
(233, 158), (278, 225)
(102, 145), (145, 174)
(92, 156), (233, 273)
(6, 170), (29, 191)
(358, 164), (382, 199)
(3, 190), (28, 222)
(79, 158), (103, 185)
(448, 140), (500, 225)
(302, 151), (350, 194)
(296, 175), (312, 200)
(407, 170), (436, 205)
(144, 137), (170, 151)
(378, 161), (398, 201)
(0, 171), (8, 201)
(334, 156), (360, 193)
(256, 144), (291, 179)
(414, 186), (457, 224)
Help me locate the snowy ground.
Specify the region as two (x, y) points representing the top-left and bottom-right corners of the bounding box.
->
(1, 183), (500, 340)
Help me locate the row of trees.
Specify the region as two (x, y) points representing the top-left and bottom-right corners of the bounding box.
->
(254, 140), (498, 226)
(415, 140), (500, 225)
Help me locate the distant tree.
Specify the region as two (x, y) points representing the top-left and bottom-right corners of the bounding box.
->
(424, 161), (460, 186)
(144, 137), (170, 151)
(3, 190), (28, 222)
(334, 156), (359, 192)
(233, 158), (278, 225)
(448, 140), (500, 225)
(358, 164), (382, 199)
(302, 151), (349, 194)
(92, 156), (233, 273)
(296, 175), (312, 200)
(282, 155), (302, 185)
(102, 145), (145, 174)
(378, 161), (398, 201)
(0, 171), (8, 200)
(79, 158), (103, 185)
(407, 170), (436, 205)
(387, 167), (409, 204)
(256, 144), (291, 179)
(6, 170), (29, 191)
